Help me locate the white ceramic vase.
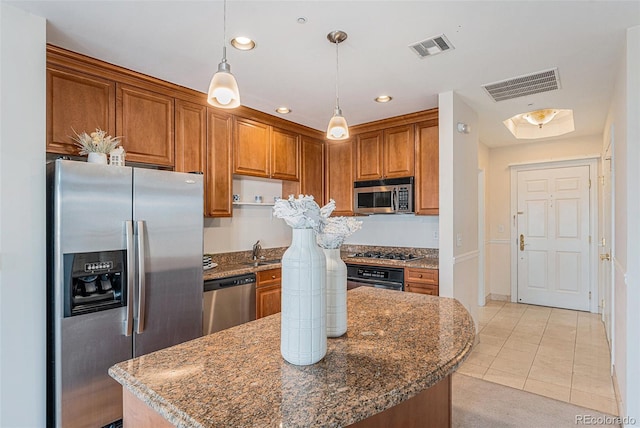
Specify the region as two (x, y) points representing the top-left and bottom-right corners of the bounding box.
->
(324, 248), (347, 337)
(87, 152), (108, 164)
(280, 228), (327, 365)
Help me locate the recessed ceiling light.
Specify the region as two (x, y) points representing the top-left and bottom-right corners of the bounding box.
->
(231, 36), (255, 51)
(375, 95), (392, 103)
(275, 107), (291, 114)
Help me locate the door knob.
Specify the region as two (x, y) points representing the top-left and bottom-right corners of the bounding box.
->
(600, 253), (611, 261)
(519, 234), (525, 251)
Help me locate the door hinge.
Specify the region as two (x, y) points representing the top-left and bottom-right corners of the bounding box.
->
(589, 235), (592, 243)
(589, 179), (592, 189)
(601, 237), (606, 246)
(589, 291), (592, 300)
(600, 176), (605, 186)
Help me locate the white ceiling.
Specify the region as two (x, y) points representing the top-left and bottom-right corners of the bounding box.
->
(9, 1), (640, 147)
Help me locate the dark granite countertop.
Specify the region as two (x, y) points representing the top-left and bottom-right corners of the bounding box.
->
(109, 287), (474, 428)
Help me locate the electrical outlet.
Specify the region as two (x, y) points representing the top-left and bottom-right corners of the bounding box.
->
(433, 231), (439, 240)
(456, 233), (463, 247)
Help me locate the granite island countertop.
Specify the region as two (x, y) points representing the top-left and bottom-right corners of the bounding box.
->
(109, 287), (474, 428)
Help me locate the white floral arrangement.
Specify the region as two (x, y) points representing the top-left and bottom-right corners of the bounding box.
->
(316, 217), (363, 249)
(71, 128), (122, 155)
(273, 195), (335, 231)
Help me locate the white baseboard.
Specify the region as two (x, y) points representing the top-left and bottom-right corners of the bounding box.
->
(488, 293), (510, 302)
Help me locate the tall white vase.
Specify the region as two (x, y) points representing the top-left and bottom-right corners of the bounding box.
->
(324, 248), (347, 337)
(280, 228), (327, 365)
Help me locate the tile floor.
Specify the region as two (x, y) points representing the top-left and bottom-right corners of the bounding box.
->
(457, 300), (618, 416)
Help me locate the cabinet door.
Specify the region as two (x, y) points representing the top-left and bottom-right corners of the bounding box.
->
(256, 283), (282, 319)
(175, 100), (206, 174)
(415, 122), (439, 215)
(355, 131), (383, 181)
(116, 84), (174, 166)
(206, 109), (233, 217)
(271, 127), (300, 181)
(233, 117), (270, 178)
(301, 137), (324, 203)
(47, 67), (116, 156)
(325, 139), (354, 216)
(384, 125), (415, 178)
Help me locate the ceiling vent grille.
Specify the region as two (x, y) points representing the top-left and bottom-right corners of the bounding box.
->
(409, 34), (454, 58)
(482, 68), (561, 102)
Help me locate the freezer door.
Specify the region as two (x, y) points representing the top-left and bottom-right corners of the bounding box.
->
(56, 160), (132, 254)
(132, 168), (203, 356)
(60, 308), (131, 427)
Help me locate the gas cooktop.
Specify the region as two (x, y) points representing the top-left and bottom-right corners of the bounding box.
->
(348, 251), (424, 261)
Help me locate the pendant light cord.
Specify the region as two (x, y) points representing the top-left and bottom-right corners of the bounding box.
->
(335, 41), (340, 110)
(222, 0), (227, 61)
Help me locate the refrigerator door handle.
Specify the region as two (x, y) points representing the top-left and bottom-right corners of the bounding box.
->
(136, 220), (147, 334)
(125, 221), (135, 336)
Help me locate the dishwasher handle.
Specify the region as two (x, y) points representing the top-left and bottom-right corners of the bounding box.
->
(204, 274), (256, 292)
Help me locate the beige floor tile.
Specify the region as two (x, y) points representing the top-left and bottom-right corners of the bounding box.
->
(528, 362), (573, 387)
(508, 330), (543, 345)
(571, 373), (615, 398)
(465, 351), (495, 368)
(574, 350), (611, 369)
(502, 337), (539, 354)
(536, 343), (575, 362)
(575, 342), (610, 358)
(472, 342), (502, 357)
(543, 326), (577, 341)
(485, 301), (505, 308)
(483, 367), (527, 389)
(490, 355), (533, 377)
(456, 361), (488, 379)
(496, 346), (537, 364)
(570, 389), (618, 416)
(573, 362), (612, 380)
(478, 333), (508, 347)
(513, 322), (547, 334)
(575, 332), (608, 346)
(533, 352), (574, 371)
(524, 378), (571, 402)
(539, 335), (576, 352)
(480, 324), (513, 338)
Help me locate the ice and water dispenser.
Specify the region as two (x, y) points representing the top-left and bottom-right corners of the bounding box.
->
(63, 250), (127, 317)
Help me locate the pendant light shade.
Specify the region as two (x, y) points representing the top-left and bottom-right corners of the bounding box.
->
(326, 30), (349, 140)
(207, 0), (240, 109)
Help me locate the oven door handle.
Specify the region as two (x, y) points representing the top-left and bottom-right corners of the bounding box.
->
(347, 277), (403, 288)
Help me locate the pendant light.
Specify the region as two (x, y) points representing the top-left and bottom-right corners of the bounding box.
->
(326, 30), (349, 140)
(207, 0), (240, 108)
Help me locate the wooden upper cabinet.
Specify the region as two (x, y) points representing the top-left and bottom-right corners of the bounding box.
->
(354, 125), (414, 181)
(116, 83), (174, 166)
(270, 127), (299, 181)
(301, 137), (324, 203)
(175, 100), (206, 174)
(47, 66), (116, 156)
(325, 139), (354, 216)
(415, 122), (439, 215)
(355, 131), (383, 181)
(206, 109), (233, 217)
(233, 117), (270, 178)
(383, 125), (415, 178)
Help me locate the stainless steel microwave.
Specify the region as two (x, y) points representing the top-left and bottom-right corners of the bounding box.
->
(353, 177), (414, 214)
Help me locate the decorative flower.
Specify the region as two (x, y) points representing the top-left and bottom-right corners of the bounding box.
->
(71, 128), (122, 155)
(316, 217), (362, 249)
(273, 195), (335, 231)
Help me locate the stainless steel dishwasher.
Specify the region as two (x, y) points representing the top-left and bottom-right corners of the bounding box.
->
(203, 273), (256, 335)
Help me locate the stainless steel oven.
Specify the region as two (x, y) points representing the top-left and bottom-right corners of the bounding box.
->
(353, 176), (414, 215)
(346, 264), (404, 291)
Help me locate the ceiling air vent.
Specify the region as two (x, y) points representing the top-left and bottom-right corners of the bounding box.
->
(482, 68), (561, 102)
(409, 34), (454, 58)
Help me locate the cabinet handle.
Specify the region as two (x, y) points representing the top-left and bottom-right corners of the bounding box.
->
(272, 275), (276, 279)
(418, 274), (423, 278)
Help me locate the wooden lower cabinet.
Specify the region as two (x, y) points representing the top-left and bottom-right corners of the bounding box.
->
(405, 267), (439, 296)
(256, 268), (282, 319)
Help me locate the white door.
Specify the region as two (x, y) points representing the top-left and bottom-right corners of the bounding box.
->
(600, 142), (613, 344)
(516, 165), (591, 310)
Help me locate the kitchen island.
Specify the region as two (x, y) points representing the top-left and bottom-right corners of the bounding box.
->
(109, 287), (474, 427)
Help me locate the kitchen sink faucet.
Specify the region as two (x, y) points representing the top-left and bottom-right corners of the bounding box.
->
(252, 240), (262, 260)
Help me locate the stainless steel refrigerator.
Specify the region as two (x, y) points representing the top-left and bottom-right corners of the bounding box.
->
(46, 159), (203, 428)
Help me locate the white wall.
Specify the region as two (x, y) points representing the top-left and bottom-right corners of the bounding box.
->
(0, 4), (47, 427)
(484, 135), (601, 298)
(439, 91), (479, 329)
(203, 176), (292, 253)
(607, 24), (640, 426)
